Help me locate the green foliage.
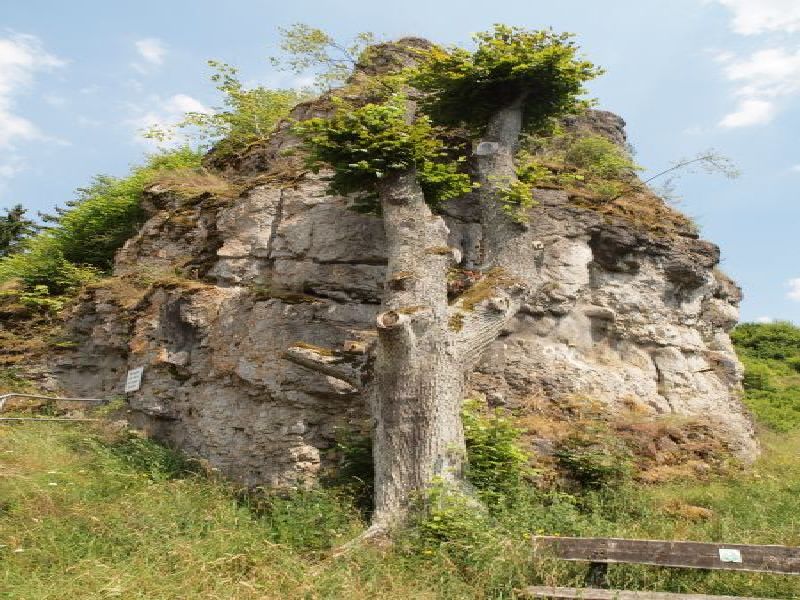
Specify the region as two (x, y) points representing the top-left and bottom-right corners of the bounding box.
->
(270, 23), (377, 91)
(0, 204), (37, 257)
(144, 62), (306, 156)
(496, 180), (539, 223)
(732, 322), (800, 432)
(0, 240), (98, 295)
(563, 134), (639, 180)
(411, 25), (603, 134)
(294, 95), (472, 210)
(406, 481), (493, 557)
(732, 321), (800, 362)
(554, 425), (633, 490)
(0, 284), (68, 314)
(0, 148), (201, 295)
(513, 133), (641, 202)
(461, 399), (533, 502)
(740, 356), (776, 392)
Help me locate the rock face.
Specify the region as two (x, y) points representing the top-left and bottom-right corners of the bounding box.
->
(55, 107), (757, 487)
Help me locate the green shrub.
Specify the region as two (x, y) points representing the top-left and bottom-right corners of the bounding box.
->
(48, 147), (203, 271)
(563, 134), (638, 180)
(740, 357), (776, 392)
(295, 94), (472, 211)
(411, 25), (603, 134)
(733, 322), (800, 432)
(0, 239), (98, 294)
(0, 148), (202, 294)
(554, 426), (633, 490)
(462, 399), (534, 503)
(732, 321), (800, 362)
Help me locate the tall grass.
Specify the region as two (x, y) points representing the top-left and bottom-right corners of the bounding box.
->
(2, 422), (800, 599)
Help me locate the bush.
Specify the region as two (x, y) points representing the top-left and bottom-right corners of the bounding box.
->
(732, 321), (800, 362)
(295, 95), (471, 211)
(462, 399), (534, 503)
(554, 426), (633, 490)
(0, 239), (98, 294)
(740, 357), (776, 392)
(563, 134), (638, 180)
(0, 148), (202, 295)
(732, 322), (800, 432)
(411, 25), (603, 134)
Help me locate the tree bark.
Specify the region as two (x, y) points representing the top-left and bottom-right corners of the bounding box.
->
(369, 168), (467, 527)
(473, 93), (530, 275)
(285, 96), (533, 533)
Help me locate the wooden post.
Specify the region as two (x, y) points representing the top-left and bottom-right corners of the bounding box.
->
(586, 562), (609, 588)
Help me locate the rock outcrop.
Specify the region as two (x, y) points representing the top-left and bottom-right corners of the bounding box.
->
(54, 56), (757, 487)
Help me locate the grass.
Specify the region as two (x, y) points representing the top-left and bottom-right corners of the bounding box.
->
(3, 322), (800, 598)
(2, 422), (800, 599)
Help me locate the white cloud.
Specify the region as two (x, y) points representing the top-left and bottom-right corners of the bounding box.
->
(719, 98), (775, 127)
(710, 2), (800, 128)
(755, 316), (775, 323)
(0, 32), (65, 148)
(128, 93), (211, 147)
(134, 38), (166, 66)
(717, 47), (800, 127)
(712, 0), (800, 35)
(789, 278), (800, 302)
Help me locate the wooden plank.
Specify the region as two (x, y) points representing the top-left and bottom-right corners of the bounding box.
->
(520, 586), (770, 600)
(533, 537), (800, 575)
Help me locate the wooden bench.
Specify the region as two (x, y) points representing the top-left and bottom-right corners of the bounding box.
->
(522, 536), (800, 600)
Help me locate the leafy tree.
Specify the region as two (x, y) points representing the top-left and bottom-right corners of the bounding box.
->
(0, 148), (202, 294)
(410, 25), (603, 134)
(287, 25), (602, 532)
(145, 62), (306, 156)
(270, 24), (377, 90)
(0, 204), (37, 257)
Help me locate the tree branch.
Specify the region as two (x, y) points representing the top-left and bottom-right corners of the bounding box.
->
(448, 273), (527, 365)
(283, 344), (363, 389)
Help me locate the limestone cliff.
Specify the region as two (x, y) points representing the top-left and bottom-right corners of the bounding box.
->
(54, 56), (756, 487)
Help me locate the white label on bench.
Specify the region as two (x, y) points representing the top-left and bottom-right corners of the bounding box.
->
(719, 548), (742, 563)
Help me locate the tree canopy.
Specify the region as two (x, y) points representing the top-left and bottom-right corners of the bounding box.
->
(294, 95), (471, 212)
(410, 25), (603, 134)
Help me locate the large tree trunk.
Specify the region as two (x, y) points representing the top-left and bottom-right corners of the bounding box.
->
(369, 169), (466, 527)
(474, 94), (530, 275)
(285, 98), (531, 532)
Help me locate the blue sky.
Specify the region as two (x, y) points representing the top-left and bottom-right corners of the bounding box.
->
(1, 0), (799, 323)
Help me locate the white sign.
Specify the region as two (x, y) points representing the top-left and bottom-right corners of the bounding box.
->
(719, 548), (743, 563)
(125, 367), (144, 393)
